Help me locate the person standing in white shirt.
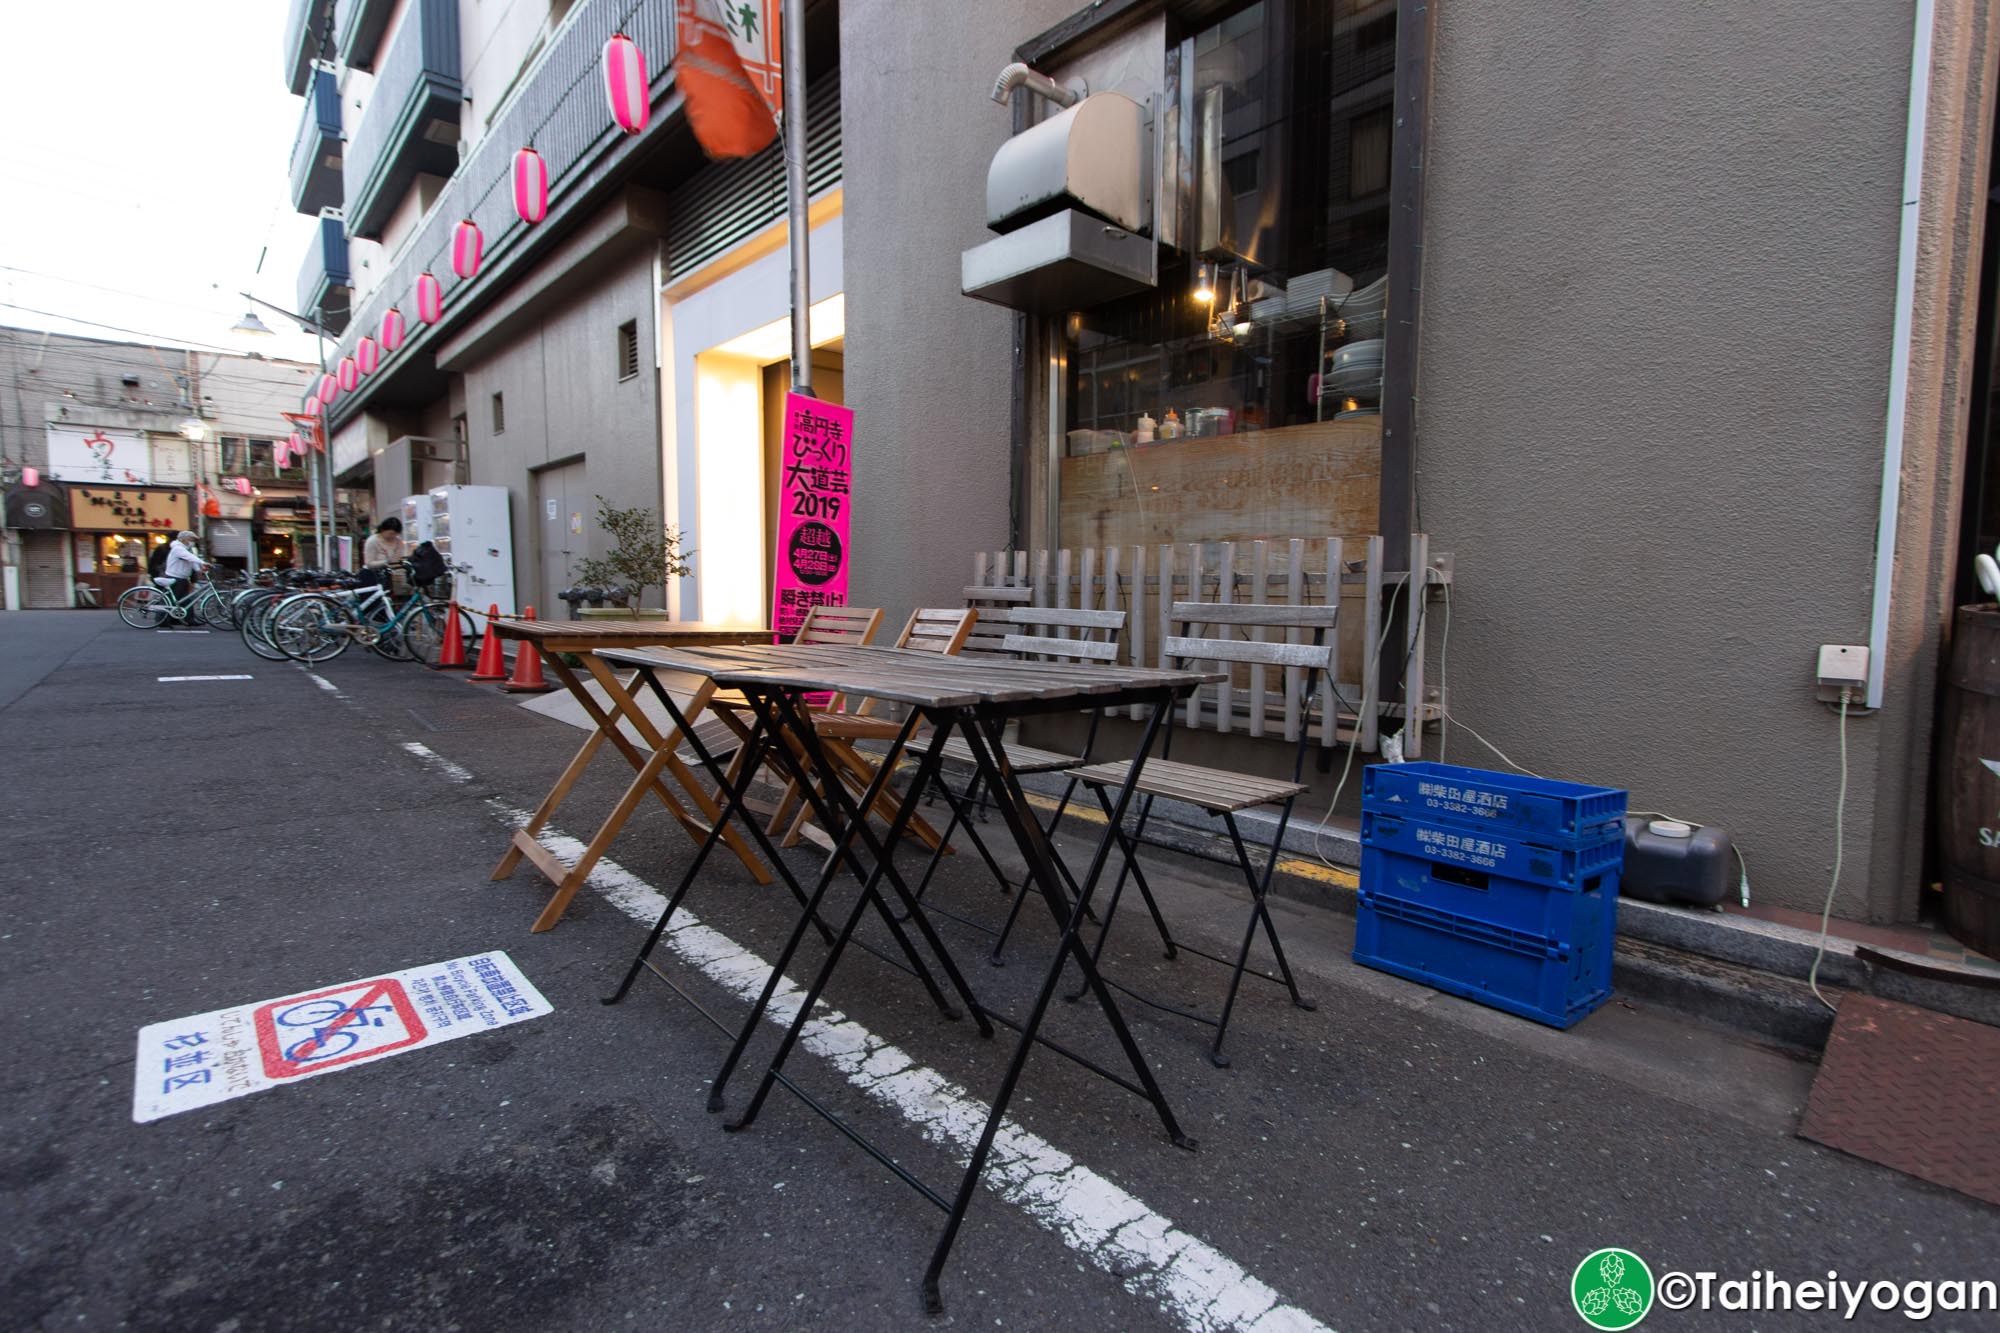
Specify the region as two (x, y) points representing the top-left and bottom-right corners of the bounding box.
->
(161, 530), (208, 629)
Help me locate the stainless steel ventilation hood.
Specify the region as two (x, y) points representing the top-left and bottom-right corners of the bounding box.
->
(961, 210), (1157, 313)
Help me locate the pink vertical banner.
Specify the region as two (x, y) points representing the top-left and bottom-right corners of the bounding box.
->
(773, 392), (853, 641)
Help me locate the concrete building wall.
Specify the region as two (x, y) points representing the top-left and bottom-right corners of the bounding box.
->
(1413, 0), (1997, 919)
(836, 0), (1081, 615)
(457, 244), (659, 605)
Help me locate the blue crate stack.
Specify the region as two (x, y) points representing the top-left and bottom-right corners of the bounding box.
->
(1354, 762), (1629, 1029)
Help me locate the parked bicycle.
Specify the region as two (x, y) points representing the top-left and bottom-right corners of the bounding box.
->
(265, 562), (478, 666)
(116, 572), (238, 631)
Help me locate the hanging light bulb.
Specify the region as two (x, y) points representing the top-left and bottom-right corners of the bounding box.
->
(1193, 261), (1216, 304)
(513, 147), (548, 224)
(381, 306), (406, 352)
(416, 272), (443, 324)
(604, 34), (649, 134)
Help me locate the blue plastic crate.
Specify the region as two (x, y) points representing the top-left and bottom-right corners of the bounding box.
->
(1362, 762), (1626, 846)
(1353, 887), (1613, 1029)
(1357, 844), (1620, 941)
(1360, 810), (1625, 891)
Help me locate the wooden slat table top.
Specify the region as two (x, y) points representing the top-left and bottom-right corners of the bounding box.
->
(596, 643), (1223, 710)
(490, 618), (768, 651)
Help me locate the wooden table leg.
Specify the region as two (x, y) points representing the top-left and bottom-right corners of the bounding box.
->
(491, 649), (611, 882)
(529, 749), (674, 932)
(582, 654), (774, 885)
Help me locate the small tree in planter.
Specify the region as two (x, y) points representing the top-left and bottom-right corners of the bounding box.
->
(571, 495), (693, 613)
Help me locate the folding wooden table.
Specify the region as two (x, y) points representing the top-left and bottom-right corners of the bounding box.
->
(485, 618), (772, 932)
(593, 642), (1221, 1311)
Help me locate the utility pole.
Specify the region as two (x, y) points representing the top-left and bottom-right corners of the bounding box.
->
(783, 0), (811, 397)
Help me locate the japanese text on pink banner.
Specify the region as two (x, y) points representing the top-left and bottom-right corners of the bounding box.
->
(773, 393), (852, 640)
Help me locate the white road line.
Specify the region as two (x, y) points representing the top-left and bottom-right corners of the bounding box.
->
(401, 741), (474, 784)
(157, 674), (253, 682)
(308, 673), (340, 693)
(398, 740), (1329, 1333)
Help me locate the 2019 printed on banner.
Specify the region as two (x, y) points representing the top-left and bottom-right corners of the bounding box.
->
(773, 393), (854, 640)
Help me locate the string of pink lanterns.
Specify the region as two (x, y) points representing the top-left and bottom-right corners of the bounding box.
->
(316, 34), (652, 408)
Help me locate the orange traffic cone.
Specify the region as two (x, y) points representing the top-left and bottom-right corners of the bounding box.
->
(500, 606), (553, 694)
(468, 604), (509, 681)
(431, 600), (471, 671)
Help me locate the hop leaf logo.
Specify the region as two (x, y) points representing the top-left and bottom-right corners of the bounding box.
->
(1571, 1248), (1654, 1329)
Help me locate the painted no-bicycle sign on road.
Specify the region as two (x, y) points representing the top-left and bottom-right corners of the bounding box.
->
(132, 952), (551, 1123)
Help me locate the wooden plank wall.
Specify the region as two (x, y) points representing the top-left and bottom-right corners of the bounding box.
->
(969, 537), (1450, 753)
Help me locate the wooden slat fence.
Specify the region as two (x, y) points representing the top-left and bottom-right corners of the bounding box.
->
(968, 536), (1452, 755)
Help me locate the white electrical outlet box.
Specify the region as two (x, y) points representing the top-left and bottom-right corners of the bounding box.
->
(1816, 644), (1869, 702)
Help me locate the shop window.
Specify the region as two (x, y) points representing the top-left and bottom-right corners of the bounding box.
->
(491, 392), (506, 434)
(617, 320), (640, 381)
(1058, 0), (1394, 550)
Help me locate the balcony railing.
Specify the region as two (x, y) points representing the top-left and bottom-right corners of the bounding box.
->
(334, 0), (397, 71)
(289, 66), (345, 216)
(298, 215), (352, 336)
(283, 0), (335, 95)
(342, 0), (462, 240)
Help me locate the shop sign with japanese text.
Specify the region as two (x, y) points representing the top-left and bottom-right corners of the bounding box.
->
(773, 393), (853, 640)
(71, 487), (189, 532)
(47, 425), (149, 484)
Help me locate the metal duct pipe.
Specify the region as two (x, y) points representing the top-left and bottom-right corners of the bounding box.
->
(991, 62), (1083, 109)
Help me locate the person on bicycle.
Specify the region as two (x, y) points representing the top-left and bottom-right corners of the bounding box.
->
(160, 531), (208, 630)
(363, 516), (407, 570)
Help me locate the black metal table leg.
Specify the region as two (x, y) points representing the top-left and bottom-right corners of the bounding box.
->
(920, 697), (1194, 1313)
(724, 709), (964, 1132)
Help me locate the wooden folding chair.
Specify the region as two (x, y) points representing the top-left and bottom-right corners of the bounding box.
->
(703, 604), (883, 840)
(1067, 602), (1337, 1066)
(915, 606), (1128, 957)
(778, 608), (978, 849)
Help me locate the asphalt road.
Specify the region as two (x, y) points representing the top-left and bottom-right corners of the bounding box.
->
(3, 610), (1996, 1332)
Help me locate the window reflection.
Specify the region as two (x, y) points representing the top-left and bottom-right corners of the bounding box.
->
(1060, 0), (1396, 548)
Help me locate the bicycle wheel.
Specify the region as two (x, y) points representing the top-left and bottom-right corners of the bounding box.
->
(235, 592), (287, 661)
(197, 589), (234, 629)
(117, 586), (168, 629)
(228, 587), (264, 629)
(406, 601), (475, 667)
(272, 595), (356, 664)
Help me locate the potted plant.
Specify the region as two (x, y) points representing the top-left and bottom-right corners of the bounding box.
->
(570, 495), (693, 618)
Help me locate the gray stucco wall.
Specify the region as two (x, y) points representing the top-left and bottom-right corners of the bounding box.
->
(837, 0), (1081, 614)
(458, 245), (661, 608)
(1415, 0), (1990, 919)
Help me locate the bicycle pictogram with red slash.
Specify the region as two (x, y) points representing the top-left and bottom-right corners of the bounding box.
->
(252, 977), (429, 1079)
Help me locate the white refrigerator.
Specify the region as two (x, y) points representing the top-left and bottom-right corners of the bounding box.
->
(428, 484), (516, 615)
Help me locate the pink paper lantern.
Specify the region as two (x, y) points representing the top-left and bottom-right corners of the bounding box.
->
(230, 476), (254, 496)
(288, 432), (304, 459)
(381, 306), (405, 352)
(452, 219), (483, 280)
(301, 395), (323, 417)
(274, 438), (290, 468)
(604, 34), (648, 134)
(317, 373), (338, 404)
(337, 357), (359, 392)
(416, 272), (443, 324)
(514, 147), (548, 224)
(357, 335), (379, 375)
(22, 465), (38, 487)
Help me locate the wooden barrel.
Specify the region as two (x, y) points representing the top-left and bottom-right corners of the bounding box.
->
(1939, 605), (2000, 956)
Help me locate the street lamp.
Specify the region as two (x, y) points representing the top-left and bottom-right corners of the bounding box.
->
(232, 310), (277, 336)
